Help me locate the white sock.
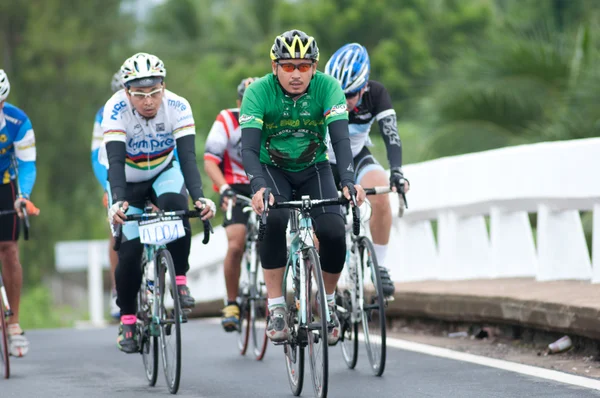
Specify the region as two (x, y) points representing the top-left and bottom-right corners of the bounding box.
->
(372, 243), (388, 268)
(326, 293), (335, 304)
(268, 296), (286, 309)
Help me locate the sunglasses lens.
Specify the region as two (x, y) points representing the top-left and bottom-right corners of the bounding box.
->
(298, 64), (311, 72)
(280, 64), (295, 72)
(345, 91), (359, 99)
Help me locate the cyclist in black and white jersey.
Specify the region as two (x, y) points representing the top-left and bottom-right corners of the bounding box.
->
(325, 43), (410, 297)
(104, 52), (216, 353)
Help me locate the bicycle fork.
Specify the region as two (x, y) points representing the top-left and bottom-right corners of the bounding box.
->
(0, 275), (12, 318)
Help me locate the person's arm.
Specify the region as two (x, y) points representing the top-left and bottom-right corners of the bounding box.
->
(377, 113), (402, 169)
(204, 161), (227, 190)
(91, 109), (107, 187)
(102, 99), (128, 202)
(328, 119), (354, 187)
(241, 127), (266, 193)
(175, 134), (204, 200)
(239, 82), (267, 193)
(105, 141), (126, 202)
(203, 111), (230, 192)
(372, 82), (402, 169)
(13, 116), (36, 199)
(171, 97), (204, 200)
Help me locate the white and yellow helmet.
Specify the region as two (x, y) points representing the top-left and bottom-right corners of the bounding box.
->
(120, 53), (166, 87)
(270, 30), (319, 62)
(0, 70), (10, 101)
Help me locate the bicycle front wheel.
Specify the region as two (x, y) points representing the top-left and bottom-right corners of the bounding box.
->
(304, 247), (328, 398)
(0, 286), (10, 379)
(157, 249), (182, 394)
(250, 244), (268, 360)
(284, 259), (304, 396)
(138, 265), (158, 386)
(358, 237), (387, 376)
(338, 288), (358, 369)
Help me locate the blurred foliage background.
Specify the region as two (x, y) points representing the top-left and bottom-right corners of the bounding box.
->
(1, 0), (599, 326)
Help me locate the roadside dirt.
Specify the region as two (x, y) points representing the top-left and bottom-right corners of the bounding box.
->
(386, 317), (600, 379)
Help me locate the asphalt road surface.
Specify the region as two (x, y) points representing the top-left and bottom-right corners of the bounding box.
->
(2, 319), (598, 397)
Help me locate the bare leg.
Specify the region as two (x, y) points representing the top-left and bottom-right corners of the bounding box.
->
(0, 242), (22, 325)
(224, 224), (246, 302)
(322, 271), (341, 296)
(264, 267), (286, 298)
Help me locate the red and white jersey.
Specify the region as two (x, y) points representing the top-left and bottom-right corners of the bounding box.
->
(203, 108), (249, 189)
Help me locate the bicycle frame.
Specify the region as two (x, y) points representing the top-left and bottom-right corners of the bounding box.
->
(283, 208), (330, 327)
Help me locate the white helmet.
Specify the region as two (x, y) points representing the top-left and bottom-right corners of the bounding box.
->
(111, 71), (123, 93)
(0, 70), (10, 101)
(120, 53), (166, 87)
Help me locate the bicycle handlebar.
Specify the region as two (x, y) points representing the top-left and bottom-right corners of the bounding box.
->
(112, 209), (213, 251)
(257, 188), (361, 240)
(364, 185), (408, 217)
(225, 194), (253, 222)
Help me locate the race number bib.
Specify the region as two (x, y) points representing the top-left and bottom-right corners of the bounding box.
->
(139, 217), (185, 245)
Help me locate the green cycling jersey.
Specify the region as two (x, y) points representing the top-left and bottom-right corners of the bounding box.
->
(239, 71), (348, 172)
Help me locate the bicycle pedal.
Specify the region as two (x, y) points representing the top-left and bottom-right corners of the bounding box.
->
(336, 305), (348, 313)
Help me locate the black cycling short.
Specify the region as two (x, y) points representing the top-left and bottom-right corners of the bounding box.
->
(223, 184), (252, 228)
(260, 161), (346, 274)
(332, 145), (384, 187)
(0, 181), (19, 242)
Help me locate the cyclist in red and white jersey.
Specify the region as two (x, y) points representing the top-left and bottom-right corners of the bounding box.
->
(204, 77), (258, 332)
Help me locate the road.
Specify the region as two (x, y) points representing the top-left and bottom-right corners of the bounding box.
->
(2, 319), (598, 397)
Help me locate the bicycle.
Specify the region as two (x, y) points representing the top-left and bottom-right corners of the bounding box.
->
(0, 204), (29, 380)
(336, 185), (407, 377)
(259, 188), (360, 398)
(113, 206), (212, 394)
(225, 195), (269, 360)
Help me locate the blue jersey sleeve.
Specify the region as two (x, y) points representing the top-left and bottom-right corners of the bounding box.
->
(91, 107), (107, 188)
(13, 117), (36, 199)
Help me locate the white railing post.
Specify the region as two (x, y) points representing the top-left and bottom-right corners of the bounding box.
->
(87, 241), (105, 327)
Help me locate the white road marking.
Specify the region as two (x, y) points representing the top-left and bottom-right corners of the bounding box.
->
(378, 335), (600, 391)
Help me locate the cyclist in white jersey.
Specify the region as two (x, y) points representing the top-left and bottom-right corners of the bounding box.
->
(91, 71), (123, 319)
(204, 77), (258, 332)
(325, 43), (410, 297)
(103, 52), (216, 353)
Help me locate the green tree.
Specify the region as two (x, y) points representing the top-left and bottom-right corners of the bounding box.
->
(0, 0), (134, 284)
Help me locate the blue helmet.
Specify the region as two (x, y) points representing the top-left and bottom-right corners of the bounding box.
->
(324, 43), (370, 94)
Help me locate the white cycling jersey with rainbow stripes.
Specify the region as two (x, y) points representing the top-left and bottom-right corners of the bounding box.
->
(101, 89), (195, 183)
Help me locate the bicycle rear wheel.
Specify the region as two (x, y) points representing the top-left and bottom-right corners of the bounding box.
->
(250, 245), (268, 360)
(358, 237), (386, 376)
(305, 247), (328, 398)
(138, 261), (158, 386)
(284, 261), (304, 396)
(157, 249), (182, 394)
(0, 284), (9, 379)
(338, 288), (358, 369)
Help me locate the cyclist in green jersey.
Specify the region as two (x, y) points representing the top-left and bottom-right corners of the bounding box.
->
(240, 30), (365, 345)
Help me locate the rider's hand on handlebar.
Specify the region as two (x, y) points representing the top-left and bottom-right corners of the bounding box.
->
(14, 197), (40, 218)
(252, 187), (274, 216)
(390, 167), (410, 194)
(219, 185), (236, 211)
(108, 200), (128, 225)
(342, 183), (365, 207)
(195, 198), (216, 221)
